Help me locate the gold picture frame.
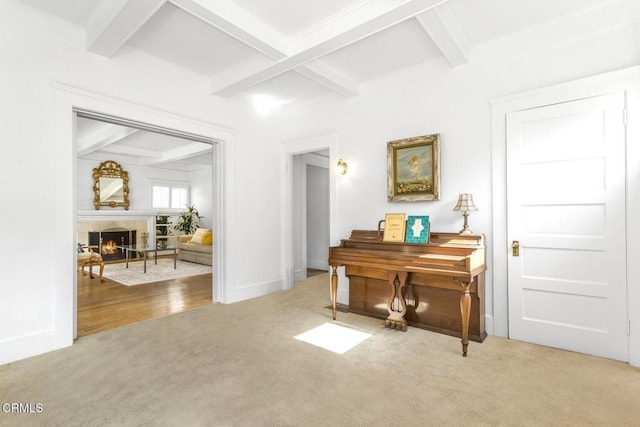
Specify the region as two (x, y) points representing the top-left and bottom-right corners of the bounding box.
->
(387, 134), (440, 202)
(92, 160), (130, 210)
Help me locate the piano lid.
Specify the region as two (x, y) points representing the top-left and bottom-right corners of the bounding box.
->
(345, 229), (484, 248)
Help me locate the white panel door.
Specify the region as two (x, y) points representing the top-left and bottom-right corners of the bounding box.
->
(507, 94), (628, 361)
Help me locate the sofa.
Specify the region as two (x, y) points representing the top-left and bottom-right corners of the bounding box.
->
(177, 228), (213, 265)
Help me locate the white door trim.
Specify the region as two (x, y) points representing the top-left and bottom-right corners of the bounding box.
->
(53, 83), (235, 347)
(490, 65), (640, 366)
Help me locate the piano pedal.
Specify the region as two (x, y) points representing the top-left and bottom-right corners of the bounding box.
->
(384, 319), (408, 331)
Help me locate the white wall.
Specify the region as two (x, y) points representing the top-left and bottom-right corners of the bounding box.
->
(190, 167), (214, 230)
(76, 158), (210, 246)
(221, 102), (285, 299)
(2, 0), (638, 366)
(76, 158), (191, 211)
(278, 3), (640, 338)
(0, 2), (285, 364)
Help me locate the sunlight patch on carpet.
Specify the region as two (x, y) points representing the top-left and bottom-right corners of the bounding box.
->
(294, 323), (371, 354)
(102, 258), (212, 286)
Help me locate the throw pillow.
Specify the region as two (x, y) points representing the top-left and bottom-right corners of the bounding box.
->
(190, 228), (211, 244)
(202, 231), (213, 245)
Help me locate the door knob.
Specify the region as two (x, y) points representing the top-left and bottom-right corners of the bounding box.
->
(512, 241), (520, 257)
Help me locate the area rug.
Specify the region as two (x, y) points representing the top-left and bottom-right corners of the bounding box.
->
(102, 258), (212, 286)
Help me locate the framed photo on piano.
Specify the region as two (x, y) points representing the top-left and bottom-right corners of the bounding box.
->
(387, 134), (440, 202)
(405, 215), (430, 244)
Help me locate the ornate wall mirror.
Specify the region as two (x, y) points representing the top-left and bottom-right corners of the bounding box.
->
(93, 160), (130, 210)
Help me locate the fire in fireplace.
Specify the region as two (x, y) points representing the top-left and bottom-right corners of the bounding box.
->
(88, 229), (137, 261)
(101, 239), (119, 255)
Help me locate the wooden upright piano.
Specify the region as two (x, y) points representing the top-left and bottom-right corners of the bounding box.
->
(328, 230), (487, 356)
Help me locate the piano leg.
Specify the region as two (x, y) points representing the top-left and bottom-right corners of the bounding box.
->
(385, 271), (408, 331)
(459, 282), (471, 356)
(331, 266), (338, 320)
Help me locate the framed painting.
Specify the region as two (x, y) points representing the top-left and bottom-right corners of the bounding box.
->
(387, 134), (440, 202)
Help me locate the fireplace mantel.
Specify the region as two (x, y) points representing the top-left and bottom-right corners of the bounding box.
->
(77, 210), (182, 253)
(77, 209), (166, 221)
(77, 210), (158, 251)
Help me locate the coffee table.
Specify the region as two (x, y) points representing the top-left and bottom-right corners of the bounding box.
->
(117, 244), (177, 273)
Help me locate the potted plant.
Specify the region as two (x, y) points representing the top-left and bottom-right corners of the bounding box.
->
(172, 204), (202, 235)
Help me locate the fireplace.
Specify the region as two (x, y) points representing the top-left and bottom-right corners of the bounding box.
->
(88, 229), (137, 261)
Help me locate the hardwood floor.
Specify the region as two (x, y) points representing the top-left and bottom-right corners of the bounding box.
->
(78, 266), (320, 338)
(307, 268), (327, 277)
(77, 264), (212, 338)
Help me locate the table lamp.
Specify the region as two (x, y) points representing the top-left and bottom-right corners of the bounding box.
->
(453, 193), (478, 234)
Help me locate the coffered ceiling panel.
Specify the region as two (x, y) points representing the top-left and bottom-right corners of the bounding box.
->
(16, 0), (116, 26)
(244, 70), (335, 103)
(449, 0), (625, 45)
(76, 117), (212, 172)
(232, 0), (365, 38)
(318, 18), (443, 82)
(126, 2), (270, 75)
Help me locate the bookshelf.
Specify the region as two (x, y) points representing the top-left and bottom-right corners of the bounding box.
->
(154, 215), (178, 248)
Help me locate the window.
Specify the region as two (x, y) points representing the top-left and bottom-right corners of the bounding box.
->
(151, 182), (189, 209)
(171, 187), (188, 208)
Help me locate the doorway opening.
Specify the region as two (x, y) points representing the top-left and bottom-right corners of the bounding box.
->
(282, 134), (339, 292)
(52, 84), (232, 348)
(74, 111), (217, 338)
(292, 150), (330, 282)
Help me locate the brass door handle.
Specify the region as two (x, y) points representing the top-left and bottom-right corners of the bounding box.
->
(512, 241), (520, 257)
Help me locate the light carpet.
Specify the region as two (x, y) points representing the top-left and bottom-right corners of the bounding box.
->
(2, 273), (640, 426)
(102, 258), (212, 285)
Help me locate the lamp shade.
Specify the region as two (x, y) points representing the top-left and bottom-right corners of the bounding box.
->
(453, 193), (478, 212)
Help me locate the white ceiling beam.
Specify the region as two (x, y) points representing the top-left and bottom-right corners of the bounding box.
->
(287, 0), (438, 54)
(100, 144), (163, 159)
(415, 3), (469, 67)
(212, 0), (449, 97)
(294, 62), (360, 98)
(143, 142), (212, 166)
(170, 0), (287, 58)
(171, 0), (359, 97)
(83, 0), (128, 48)
(205, 55), (276, 95)
(87, 0), (168, 57)
(77, 128), (140, 157)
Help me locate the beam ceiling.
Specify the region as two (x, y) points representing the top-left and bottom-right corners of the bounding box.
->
(86, 0), (468, 98)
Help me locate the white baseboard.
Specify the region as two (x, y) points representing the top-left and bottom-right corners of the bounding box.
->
(0, 330), (69, 366)
(293, 269), (306, 283)
(485, 314), (496, 337)
(227, 278), (284, 303)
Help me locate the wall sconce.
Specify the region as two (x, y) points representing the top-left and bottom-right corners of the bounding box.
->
(453, 193), (478, 234)
(337, 158), (348, 175)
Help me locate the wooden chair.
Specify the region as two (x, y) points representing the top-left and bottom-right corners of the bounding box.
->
(77, 244), (104, 280)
